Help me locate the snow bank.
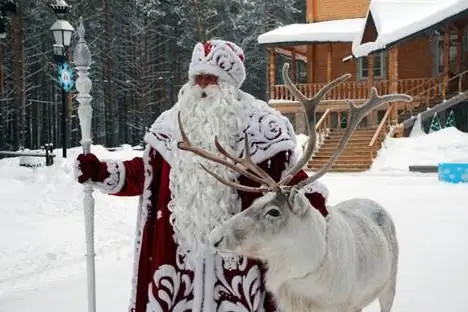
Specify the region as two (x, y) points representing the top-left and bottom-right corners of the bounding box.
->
(370, 127), (468, 172)
(0, 145), (141, 295)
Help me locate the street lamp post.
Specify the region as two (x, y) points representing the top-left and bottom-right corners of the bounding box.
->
(49, 1), (74, 158)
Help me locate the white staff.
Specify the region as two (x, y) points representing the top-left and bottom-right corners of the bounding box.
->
(73, 16), (97, 312)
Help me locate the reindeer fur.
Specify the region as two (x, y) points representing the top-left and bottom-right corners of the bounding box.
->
(209, 189), (399, 312)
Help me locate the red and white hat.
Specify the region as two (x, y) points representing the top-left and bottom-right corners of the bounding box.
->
(188, 39), (246, 88)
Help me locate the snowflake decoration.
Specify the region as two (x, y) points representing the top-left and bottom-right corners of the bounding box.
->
(58, 62), (74, 92)
(461, 173), (468, 182)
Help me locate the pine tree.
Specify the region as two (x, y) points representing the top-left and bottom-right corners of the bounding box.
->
(340, 114), (348, 128)
(429, 112), (442, 133)
(445, 110), (456, 128)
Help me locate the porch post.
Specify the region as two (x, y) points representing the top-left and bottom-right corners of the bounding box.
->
(292, 48), (305, 133)
(268, 48), (276, 99)
(326, 43), (332, 81)
(442, 25), (450, 100)
(367, 55), (377, 126)
(291, 50), (297, 83)
(306, 44), (314, 83)
(389, 47), (399, 123)
(456, 26), (463, 72)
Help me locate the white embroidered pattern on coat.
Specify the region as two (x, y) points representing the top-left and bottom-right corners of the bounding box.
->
(214, 256), (264, 312)
(147, 264), (193, 312)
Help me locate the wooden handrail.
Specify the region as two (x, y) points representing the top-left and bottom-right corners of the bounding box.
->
(398, 77), (440, 96)
(315, 108), (331, 130)
(368, 106), (392, 148)
(393, 69), (468, 137)
(409, 69), (468, 111)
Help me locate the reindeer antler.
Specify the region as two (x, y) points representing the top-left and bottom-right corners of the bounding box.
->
(279, 63), (352, 185)
(296, 87), (412, 189)
(177, 112), (281, 193)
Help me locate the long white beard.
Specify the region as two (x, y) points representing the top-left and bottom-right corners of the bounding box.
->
(168, 80), (245, 266)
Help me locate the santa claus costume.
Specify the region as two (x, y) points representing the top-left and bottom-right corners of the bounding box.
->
(75, 39), (329, 312)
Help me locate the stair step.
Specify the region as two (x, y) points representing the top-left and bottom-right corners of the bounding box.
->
(312, 155), (372, 161)
(313, 153), (376, 159)
(308, 167), (368, 172)
(318, 146), (373, 152)
(324, 138), (374, 144)
(327, 132), (375, 138)
(310, 160), (371, 166)
(313, 152), (373, 157)
(329, 129), (376, 134)
(307, 166), (372, 171)
(308, 164), (371, 170)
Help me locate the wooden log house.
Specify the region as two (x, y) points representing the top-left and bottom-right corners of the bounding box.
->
(258, 0), (468, 172)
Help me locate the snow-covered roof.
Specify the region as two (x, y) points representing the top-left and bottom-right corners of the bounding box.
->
(352, 0), (468, 57)
(258, 18), (365, 45)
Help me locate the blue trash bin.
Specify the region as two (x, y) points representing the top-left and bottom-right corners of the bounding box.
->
(438, 163), (468, 183)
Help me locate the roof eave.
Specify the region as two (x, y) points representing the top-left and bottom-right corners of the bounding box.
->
(353, 7), (468, 57)
(258, 40), (354, 47)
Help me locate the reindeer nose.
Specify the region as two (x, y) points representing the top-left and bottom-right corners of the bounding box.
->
(213, 236), (224, 248)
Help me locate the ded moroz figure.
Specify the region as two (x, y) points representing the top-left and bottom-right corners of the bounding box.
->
(74, 39), (329, 312)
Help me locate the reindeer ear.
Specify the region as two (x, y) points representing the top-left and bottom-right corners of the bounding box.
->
(288, 188), (310, 216)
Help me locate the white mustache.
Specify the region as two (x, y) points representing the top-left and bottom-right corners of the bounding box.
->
(191, 84), (220, 98)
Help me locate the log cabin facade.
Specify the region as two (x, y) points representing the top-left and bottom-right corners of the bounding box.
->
(258, 0), (468, 171)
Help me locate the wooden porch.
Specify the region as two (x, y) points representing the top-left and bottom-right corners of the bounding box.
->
(269, 77), (439, 110)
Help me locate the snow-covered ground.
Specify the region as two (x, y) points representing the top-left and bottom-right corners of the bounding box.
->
(1, 129), (468, 311)
(371, 127), (468, 172)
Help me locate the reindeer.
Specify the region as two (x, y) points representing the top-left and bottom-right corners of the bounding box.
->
(176, 63), (412, 312)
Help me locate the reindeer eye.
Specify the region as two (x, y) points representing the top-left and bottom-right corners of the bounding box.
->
(266, 208), (281, 217)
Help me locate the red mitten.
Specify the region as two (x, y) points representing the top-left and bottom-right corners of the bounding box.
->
(75, 153), (107, 184)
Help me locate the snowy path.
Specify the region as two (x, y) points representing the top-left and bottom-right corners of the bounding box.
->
(0, 257), (132, 312)
(1, 143), (468, 311)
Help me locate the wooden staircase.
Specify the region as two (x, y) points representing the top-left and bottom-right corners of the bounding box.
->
(307, 127), (378, 172)
(304, 69), (468, 173)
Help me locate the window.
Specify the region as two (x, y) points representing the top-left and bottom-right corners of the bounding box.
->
(275, 55), (307, 84)
(357, 53), (386, 80)
(433, 33), (458, 74)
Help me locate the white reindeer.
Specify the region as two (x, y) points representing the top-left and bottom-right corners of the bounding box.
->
(177, 63), (412, 312)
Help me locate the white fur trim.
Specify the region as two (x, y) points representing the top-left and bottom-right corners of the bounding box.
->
(144, 91), (298, 172)
(89, 160), (126, 194)
(203, 254), (216, 311)
(188, 40), (246, 88)
(128, 145), (154, 311)
(300, 180), (329, 199)
(73, 158), (83, 182)
(192, 258), (204, 310)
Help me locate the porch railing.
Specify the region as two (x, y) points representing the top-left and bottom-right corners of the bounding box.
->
(402, 69), (468, 115)
(270, 77), (439, 102)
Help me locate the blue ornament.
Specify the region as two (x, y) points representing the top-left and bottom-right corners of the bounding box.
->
(58, 62), (74, 92)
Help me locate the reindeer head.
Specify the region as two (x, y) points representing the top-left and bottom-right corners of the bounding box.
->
(177, 63), (412, 261)
(208, 187), (329, 262)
